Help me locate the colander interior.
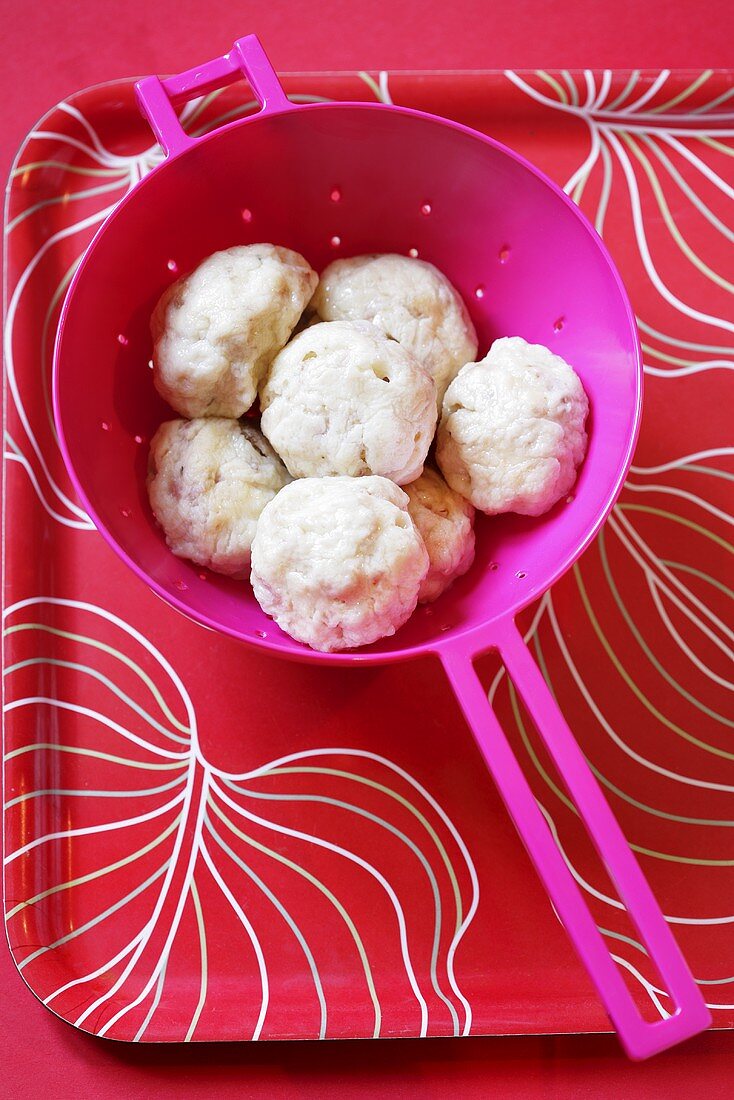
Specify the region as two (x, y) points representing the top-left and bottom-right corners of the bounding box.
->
(54, 102), (641, 663)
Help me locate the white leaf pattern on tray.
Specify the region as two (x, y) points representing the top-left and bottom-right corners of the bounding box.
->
(3, 69), (733, 1038)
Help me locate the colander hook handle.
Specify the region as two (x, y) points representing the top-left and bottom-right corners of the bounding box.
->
(135, 35), (291, 157)
(440, 619), (711, 1059)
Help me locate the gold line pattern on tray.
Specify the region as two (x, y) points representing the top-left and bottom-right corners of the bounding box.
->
(3, 591), (478, 1039)
(501, 69), (734, 1015)
(3, 69), (733, 1036)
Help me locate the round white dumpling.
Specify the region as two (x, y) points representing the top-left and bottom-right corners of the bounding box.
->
(148, 418), (290, 577)
(311, 254), (478, 406)
(251, 476), (429, 652)
(151, 244), (318, 418)
(437, 336), (589, 516)
(260, 320), (436, 485)
(404, 467), (476, 603)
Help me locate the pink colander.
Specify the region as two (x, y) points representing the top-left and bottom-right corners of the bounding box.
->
(53, 35), (711, 1057)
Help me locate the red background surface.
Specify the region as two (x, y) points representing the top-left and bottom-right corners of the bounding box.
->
(3, 0), (734, 1094)
(2, 0), (734, 184)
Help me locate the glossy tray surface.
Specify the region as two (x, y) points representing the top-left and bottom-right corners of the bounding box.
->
(3, 69), (733, 1041)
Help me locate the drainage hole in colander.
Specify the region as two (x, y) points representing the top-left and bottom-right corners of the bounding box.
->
(134, 434), (144, 444)
(553, 316), (565, 332)
(330, 188), (342, 203)
(174, 579), (189, 591)
(439, 623), (452, 632)
(255, 629), (268, 639)
(489, 562), (499, 571)
(474, 285), (485, 299)
(166, 259), (178, 273)
(330, 235), (341, 248)
(117, 333), (129, 346)
(498, 245), (511, 263)
(120, 507), (132, 518)
(516, 571), (527, 579)
(408, 247), (419, 258)
(420, 202), (432, 216)
(199, 572), (208, 581)
(241, 208), (253, 223)
(566, 494), (575, 504)
(101, 421), (110, 432)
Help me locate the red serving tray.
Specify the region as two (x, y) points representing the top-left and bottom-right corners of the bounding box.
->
(3, 70), (733, 1044)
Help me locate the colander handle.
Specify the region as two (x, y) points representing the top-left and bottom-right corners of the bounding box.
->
(441, 619), (711, 1059)
(135, 35), (291, 157)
